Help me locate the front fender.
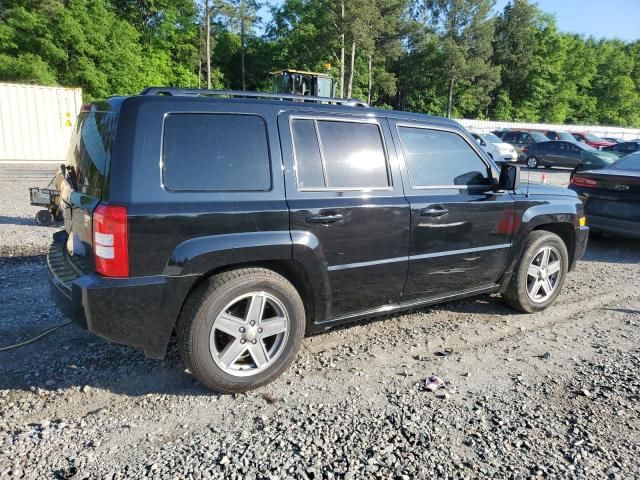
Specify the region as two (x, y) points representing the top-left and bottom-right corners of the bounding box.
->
(503, 195), (583, 279)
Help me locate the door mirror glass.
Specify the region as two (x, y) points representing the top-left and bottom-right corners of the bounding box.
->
(498, 163), (520, 191)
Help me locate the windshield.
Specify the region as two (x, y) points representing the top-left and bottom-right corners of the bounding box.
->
(557, 132), (576, 141)
(578, 143), (598, 152)
(482, 133), (502, 143)
(611, 153), (640, 171)
(530, 132), (548, 142)
(585, 133), (605, 142)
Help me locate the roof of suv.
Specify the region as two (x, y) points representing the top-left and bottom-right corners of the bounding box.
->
(108, 88), (460, 128)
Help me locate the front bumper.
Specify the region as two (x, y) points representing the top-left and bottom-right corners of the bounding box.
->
(47, 230), (193, 359)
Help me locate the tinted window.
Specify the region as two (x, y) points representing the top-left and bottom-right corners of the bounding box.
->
(291, 120), (325, 189)
(162, 114), (271, 191)
(65, 107), (118, 194)
(291, 119), (389, 189)
(398, 127), (491, 187)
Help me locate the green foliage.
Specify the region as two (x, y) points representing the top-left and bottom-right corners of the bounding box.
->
(0, 0), (639, 126)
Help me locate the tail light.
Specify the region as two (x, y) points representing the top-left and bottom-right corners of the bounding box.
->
(93, 204), (129, 277)
(522, 146), (529, 154)
(571, 176), (598, 188)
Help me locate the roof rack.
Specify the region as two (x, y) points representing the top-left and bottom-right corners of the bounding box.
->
(139, 87), (369, 108)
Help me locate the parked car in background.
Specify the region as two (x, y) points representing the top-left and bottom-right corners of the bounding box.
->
(569, 153), (640, 238)
(538, 130), (578, 142)
(500, 130), (549, 162)
(525, 140), (618, 170)
(571, 132), (614, 149)
(470, 132), (517, 162)
(602, 141), (640, 158)
(602, 137), (625, 144)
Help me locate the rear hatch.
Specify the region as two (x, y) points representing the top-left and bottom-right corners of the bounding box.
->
(60, 102), (119, 272)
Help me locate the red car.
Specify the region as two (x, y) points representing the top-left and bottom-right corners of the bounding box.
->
(571, 132), (615, 149)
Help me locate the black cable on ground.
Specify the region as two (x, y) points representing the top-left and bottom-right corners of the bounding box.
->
(0, 321), (72, 352)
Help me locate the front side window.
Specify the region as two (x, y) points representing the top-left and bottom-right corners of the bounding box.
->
(162, 113), (271, 191)
(398, 127), (491, 188)
(291, 118), (390, 190)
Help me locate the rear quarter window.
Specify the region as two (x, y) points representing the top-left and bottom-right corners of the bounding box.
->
(162, 113), (271, 191)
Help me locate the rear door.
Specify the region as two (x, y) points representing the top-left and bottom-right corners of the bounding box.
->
(278, 112), (410, 319)
(389, 122), (516, 298)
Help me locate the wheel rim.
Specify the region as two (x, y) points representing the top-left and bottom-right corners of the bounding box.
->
(526, 246), (562, 303)
(527, 157), (537, 168)
(209, 292), (289, 377)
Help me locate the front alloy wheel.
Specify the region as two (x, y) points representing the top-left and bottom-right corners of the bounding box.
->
(526, 246), (561, 303)
(502, 230), (568, 313)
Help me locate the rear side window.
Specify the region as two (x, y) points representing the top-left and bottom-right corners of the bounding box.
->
(291, 118), (389, 190)
(162, 113), (271, 191)
(397, 127), (491, 188)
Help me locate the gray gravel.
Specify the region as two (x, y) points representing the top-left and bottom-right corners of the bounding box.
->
(1, 165), (640, 479)
(0, 164), (60, 257)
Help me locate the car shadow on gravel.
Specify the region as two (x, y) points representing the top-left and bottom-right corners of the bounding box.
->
(0, 327), (217, 398)
(0, 214), (39, 226)
(581, 236), (640, 264)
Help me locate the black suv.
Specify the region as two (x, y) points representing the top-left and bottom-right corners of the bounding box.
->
(48, 89), (588, 393)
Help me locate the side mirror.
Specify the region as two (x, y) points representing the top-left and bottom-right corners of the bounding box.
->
(498, 163), (520, 191)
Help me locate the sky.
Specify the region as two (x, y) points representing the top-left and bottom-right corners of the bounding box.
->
(493, 0), (640, 42)
(259, 1), (640, 42)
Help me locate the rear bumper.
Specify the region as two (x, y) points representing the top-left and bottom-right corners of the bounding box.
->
(47, 231), (194, 359)
(586, 215), (640, 239)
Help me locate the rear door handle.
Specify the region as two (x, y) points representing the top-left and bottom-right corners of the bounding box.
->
(306, 213), (344, 225)
(420, 206), (449, 217)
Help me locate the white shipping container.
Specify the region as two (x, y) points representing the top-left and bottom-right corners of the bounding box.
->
(0, 83), (82, 162)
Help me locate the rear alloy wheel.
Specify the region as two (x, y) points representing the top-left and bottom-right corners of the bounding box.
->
(503, 230), (568, 313)
(177, 268), (305, 393)
(527, 156), (539, 168)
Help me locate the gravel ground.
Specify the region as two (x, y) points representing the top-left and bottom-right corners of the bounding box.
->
(1, 165), (639, 479)
(0, 164), (60, 257)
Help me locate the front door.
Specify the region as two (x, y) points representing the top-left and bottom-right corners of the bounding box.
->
(389, 122), (516, 299)
(278, 112), (410, 320)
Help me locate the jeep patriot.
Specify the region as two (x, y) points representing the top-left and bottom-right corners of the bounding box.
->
(48, 89), (589, 392)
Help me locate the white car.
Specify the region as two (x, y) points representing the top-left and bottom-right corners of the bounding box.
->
(471, 132), (517, 163)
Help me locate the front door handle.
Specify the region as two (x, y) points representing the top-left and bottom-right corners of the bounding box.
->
(420, 206), (449, 217)
(306, 213), (344, 225)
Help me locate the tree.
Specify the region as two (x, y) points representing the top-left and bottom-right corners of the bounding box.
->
(418, 0), (499, 118)
(225, 0), (261, 90)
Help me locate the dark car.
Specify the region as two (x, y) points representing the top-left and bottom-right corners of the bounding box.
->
(500, 130), (550, 161)
(602, 141), (640, 158)
(48, 88), (588, 393)
(569, 153), (640, 238)
(525, 140), (618, 170)
(602, 137), (624, 144)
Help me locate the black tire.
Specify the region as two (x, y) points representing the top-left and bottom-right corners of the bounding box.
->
(526, 156), (539, 169)
(502, 230), (569, 313)
(177, 268), (305, 393)
(35, 210), (54, 226)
